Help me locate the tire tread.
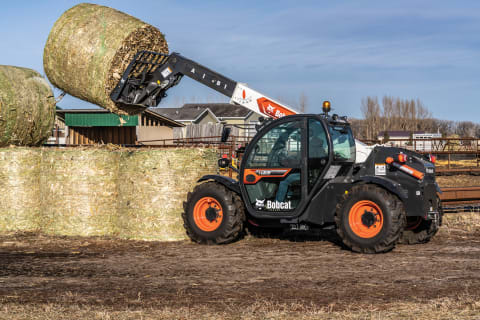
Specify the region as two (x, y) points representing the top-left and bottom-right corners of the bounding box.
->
(335, 184), (406, 253)
(182, 182), (245, 245)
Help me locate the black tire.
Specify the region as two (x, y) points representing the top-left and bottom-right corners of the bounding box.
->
(335, 184), (406, 253)
(399, 197), (442, 245)
(182, 182), (245, 244)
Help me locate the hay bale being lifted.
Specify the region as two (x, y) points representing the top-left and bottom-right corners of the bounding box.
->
(44, 3), (168, 115)
(0, 66), (55, 147)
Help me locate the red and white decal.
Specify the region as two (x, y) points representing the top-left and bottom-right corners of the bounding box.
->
(257, 97), (296, 119)
(230, 83), (299, 118)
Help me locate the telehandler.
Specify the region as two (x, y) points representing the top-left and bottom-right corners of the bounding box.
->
(111, 51), (442, 253)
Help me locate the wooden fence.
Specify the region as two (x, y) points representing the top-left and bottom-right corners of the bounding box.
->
(174, 123), (241, 140)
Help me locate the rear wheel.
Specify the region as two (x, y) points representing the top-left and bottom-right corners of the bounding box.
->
(400, 198), (442, 244)
(335, 184), (405, 253)
(182, 182), (245, 244)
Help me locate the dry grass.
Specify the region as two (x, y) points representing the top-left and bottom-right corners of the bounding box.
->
(441, 211), (480, 235)
(436, 175), (480, 188)
(1, 296), (479, 320)
(436, 159), (479, 168)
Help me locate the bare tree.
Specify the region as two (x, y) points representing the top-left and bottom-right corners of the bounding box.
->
(361, 97), (381, 140)
(349, 118), (368, 140)
(436, 120), (456, 137)
(414, 99), (432, 131)
(361, 96), (437, 137)
(381, 96), (394, 133)
(456, 121), (476, 137)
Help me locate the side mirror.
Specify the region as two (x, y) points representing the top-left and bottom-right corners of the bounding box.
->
(221, 126), (231, 143)
(218, 157), (230, 168)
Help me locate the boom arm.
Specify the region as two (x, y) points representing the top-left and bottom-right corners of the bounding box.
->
(110, 51), (298, 119)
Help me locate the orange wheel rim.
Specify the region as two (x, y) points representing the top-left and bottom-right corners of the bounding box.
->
(193, 197), (223, 232)
(348, 200), (383, 238)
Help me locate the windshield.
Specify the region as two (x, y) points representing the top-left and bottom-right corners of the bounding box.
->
(329, 125), (356, 162)
(246, 120), (302, 168)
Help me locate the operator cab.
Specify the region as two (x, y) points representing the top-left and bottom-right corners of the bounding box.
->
(239, 106), (355, 219)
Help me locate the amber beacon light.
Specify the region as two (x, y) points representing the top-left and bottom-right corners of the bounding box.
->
(322, 101), (331, 114)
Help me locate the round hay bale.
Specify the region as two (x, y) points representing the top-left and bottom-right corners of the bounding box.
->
(43, 3), (168, 115)
(0, 66), (55, 147)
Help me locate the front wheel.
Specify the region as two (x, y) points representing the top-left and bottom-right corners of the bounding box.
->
(335, 184), (406, 253)
(182, 182), (245, 244)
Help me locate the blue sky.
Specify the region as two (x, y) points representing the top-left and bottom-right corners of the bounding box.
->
(1, 1), (479, 121)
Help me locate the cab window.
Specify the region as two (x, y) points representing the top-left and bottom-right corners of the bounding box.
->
(329, 125), (355, 162)
(246, 121), (302, 168)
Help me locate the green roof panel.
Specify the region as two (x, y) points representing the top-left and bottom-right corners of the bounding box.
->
(65, 113), (138, 127)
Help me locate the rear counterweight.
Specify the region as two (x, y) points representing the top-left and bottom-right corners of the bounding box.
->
(355, 146), (440, 219)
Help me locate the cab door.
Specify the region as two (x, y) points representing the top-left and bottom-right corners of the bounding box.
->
(240, 118), (306, 217)
(307, 118), (331, 192)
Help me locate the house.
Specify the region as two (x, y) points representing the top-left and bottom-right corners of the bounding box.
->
(377, 131), (442, 151)
(152, 105), (219, 125)
(48, 108), (184, 145)
(151, 103), (263, 137)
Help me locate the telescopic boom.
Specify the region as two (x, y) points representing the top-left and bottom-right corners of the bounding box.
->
(110, 51), (298, 119)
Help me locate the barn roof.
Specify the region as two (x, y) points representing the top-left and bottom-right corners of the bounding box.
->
(150, 106), (208, 121)
(56, 108), (184, 127)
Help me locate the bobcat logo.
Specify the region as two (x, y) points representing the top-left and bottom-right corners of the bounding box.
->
(255, 199), (265, 209)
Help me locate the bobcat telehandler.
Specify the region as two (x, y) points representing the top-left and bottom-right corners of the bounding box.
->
(111, 51), (442, 253)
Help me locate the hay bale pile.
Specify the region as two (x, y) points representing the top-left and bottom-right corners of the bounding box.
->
(0, 149), (42, 230)
(0, 66), (55, 146)
(115, 149), (218, 240)
(0, 147), (218, 240)
(40, 148), (120, 236)
(44, 3), (168, 115)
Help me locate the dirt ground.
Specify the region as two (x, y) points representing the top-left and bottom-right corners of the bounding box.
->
(1, 215), (480, 319)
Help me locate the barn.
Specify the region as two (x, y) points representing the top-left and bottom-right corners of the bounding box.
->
(51, 108), (184, 145)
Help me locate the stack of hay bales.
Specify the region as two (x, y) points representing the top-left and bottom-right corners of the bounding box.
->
(43, 3), (169, 115)
(0, 4), (209, 241)
(0, 147), (218, 241)
(0, 66), (55, 147)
